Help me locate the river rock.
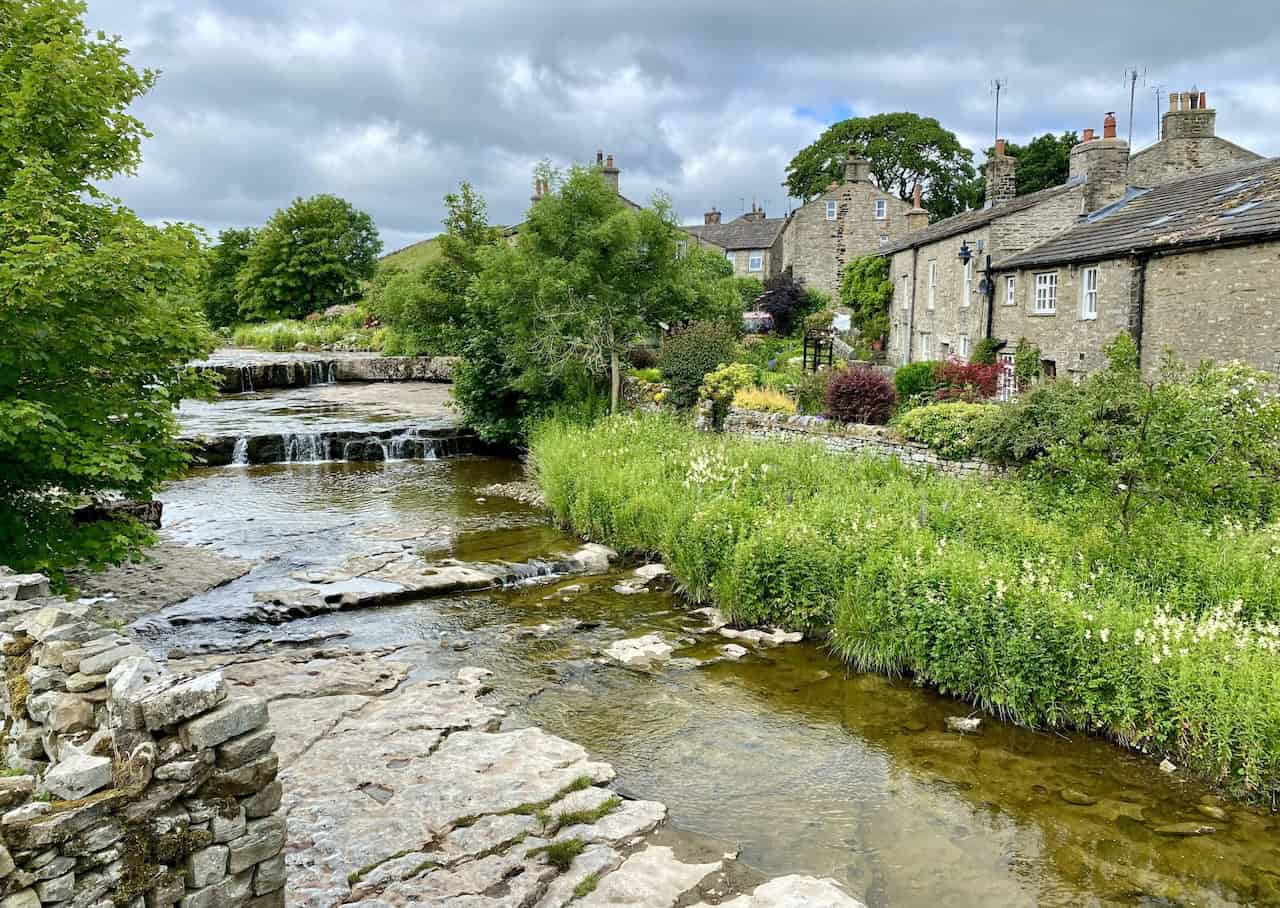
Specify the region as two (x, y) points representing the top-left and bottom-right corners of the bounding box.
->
(705, 875), (867, 907)
(0, 574), (50, 601)
(1158, 758), (1177, 774)
(718, 627), (803, 646)
(576, 845), (719, 906)
(1196, 803), (1228, 822)
(945, 716), (982, 734)
(1153, 822), (1216, 836)
(720, 643), (750, 660)
(1060, 788), (1097, 806)
(634, 563), (670, 582)
(604, 634), (674, 667)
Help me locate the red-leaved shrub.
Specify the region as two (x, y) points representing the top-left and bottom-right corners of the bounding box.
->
(824, 367), (897, 425)
(934, 360), (1001, 401)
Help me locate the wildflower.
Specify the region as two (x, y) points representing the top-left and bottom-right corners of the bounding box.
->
(1100, 628), (1111, 643)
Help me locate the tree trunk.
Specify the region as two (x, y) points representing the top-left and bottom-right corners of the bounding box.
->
(610, 348), (622, 415)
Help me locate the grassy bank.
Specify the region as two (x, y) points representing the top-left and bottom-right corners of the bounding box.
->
(531, 414), (1280, 802)
(230, 314), (382, 353)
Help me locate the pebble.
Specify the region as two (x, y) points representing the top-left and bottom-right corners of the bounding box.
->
(1060, 788), (1097, 807)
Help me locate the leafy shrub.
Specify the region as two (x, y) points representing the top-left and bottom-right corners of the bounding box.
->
(1013, 337), (1041, 389)
(970, 336), (1003, 365)
(895, 402), (1001, 459)
(934, 360), (1002, 401)
(630, 367), (662, 384)
(839, 254), (893, 345)
(729, 276), (765, 308)
(893, 361), (939, 402)
(794, 369), (832, 415)
(625, 346), (659, 369)
(658, 321), (739, 409)
(733, 387), (796, 415)
(824, 367), (896, 425)
(803, 309), (834, 333)
(758, 269), (812, 336)
(700, 363), (759, 427)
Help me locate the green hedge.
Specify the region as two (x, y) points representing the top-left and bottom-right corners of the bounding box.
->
(894, 401), (1001, 460)
(532, 414), (1280, 802)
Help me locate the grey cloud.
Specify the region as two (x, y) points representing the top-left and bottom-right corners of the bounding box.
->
(85, 0), (1280, 242)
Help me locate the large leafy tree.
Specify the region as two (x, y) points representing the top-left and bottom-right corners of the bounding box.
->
(839, 255), (893, 345)
(236, 194), (382, 322)
(975, 131), (1079, 198)
(0, 0), (215, 576)
(199, 227), (254, 327)
(785, 112), (977, 220)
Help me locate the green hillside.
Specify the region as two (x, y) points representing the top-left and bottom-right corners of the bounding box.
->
(379, 236), (442, 272)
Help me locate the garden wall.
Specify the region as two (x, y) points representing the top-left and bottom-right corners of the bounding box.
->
(719, 409), (1003, 480)
(0, 572), (285, 908)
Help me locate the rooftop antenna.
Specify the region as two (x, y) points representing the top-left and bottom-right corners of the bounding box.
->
(1150, 82), (1165, 140)
(1124, 66), (1147, 149)
(990, 79), (1006, 149)
(740, 196), (746, 215)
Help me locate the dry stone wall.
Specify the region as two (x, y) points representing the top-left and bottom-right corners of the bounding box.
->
(0, 573), (285, 908)
(719, 409), (1003, 479)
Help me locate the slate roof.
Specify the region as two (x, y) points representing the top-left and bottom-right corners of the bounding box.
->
(684, 216), (787, 250)
(997, 158), (1280, 269)
(878, 178), (1084, 256)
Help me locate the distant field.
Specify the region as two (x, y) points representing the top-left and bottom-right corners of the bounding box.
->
(379, 237), (441, 271)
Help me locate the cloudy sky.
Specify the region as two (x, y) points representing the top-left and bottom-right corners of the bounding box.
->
(86, 0), (1280, 254)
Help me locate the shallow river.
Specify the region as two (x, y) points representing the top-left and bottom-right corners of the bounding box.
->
(140, 390), (1280, 907)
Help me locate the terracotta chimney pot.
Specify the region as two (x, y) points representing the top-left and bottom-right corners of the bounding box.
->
(1103, 112), (1117, 139)
(1199, 91), (1208, 109)
(1082, 127), (1095, 142)
(912, 183), (922, 209)
(995, 138), (1006, 156)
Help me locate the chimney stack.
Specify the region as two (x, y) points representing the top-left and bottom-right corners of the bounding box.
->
(984, 138), (1018, 208)
(704, 207), (721, 225)
(1161, 87), (1217, 140)
(906, 183), (929, 232)
(1070, 113), (1130, 212)
(600, 152), (620, 192)
(531, 177), (544, 205)
(741, 200), (766, 221)
(844, 154), (872, 183)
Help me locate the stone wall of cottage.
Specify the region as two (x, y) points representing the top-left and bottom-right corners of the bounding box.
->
(992, 257), (1136, 377)
(0, 575), (285, 908)
(716, 409), (1003, 479)
(1140, 241), (1280, 375)
(1128, 137), (1261, 189)
(784, 181), (912, 298)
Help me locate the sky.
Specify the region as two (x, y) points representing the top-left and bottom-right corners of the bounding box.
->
(84, 0), (1280, 254)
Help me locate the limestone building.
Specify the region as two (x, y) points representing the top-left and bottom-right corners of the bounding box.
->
(991, 157), (1280, 378)
(684, 203), (786, 279)
(780, 155), (914, 297)
(1128, 90), (1262, 188)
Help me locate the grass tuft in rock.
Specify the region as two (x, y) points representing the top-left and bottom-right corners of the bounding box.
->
(572, 871), (601, 899)
(552, 796), (621, 833)
(527, 838), (586, 873)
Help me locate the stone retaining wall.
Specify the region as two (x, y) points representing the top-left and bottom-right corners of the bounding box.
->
(720, 409), (1003, 479)
(202, 356), (457, 393)
(0, 572), (285, 908)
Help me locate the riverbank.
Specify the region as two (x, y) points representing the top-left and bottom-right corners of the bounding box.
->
(531, 414), (1280, 805)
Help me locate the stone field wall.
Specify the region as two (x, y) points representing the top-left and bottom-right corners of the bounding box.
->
(0, 572), (285, 908)
(719, 409), (1003, 480)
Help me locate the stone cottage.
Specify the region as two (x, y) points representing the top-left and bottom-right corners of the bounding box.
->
(1128, 90), (1262, 188)
(684, 204), (786, 279)
(780, 155), (915, 298)
(991, 157), (1280, 378)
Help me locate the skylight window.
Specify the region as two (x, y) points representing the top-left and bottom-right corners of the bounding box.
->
(1146, 211), (1185, 227)
(1220, 200), (1265, 218)
(1214, 177), (1264, 197)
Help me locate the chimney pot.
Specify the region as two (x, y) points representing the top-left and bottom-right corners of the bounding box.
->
(1168, 91), (1178, 113)
(1199, 91), (1208, 109)
(912, 182), (922, 209)
(1181, 91), (1193, 112)
(1103, 112), (1117, 139)
(596, 150), (604, 165)
(1082, 127), (1095, 142)
(605, 154), (614, 168)
(995, 138), (1006, 156)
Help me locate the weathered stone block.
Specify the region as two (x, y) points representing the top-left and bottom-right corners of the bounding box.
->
(0, 889), (40, 908)
(24, 666), (66, 695)
(0, 843), (13, 877)
(0, 575), (51, 602)
(33, 870), (73, 903)
(239, 782), (280, 820)
(211, 807), (245, 845)
(214, 729), (274, 770)
(79, 645), (145, 678)
(200, 754), (276, 800)
(244, 892), (283, 908)
(251, 853), (284, 896)
(64, 673), (106, 694)
(180, 700), (267, 752)
(107, 657), (162, 705)
(184, 844), (228, 888)
(27, 690), (60, 724)
(42, 752), (111, 801)
(33, 855), (74, 880)
(226, 815), (285, 874)
(144, 871), (185, 908)
(139, 674), (226, 732)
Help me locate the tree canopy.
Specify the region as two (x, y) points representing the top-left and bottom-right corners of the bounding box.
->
(236, 194), (382, 322)
(839, 255), (894, 346)
(784, 112), (977, 220)
(0, 0), (214, 577)
(979, 131), (1079, 197)
(200, 227), (255, 327)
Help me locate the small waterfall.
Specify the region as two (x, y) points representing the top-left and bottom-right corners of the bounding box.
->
(502, 558), (564, 588)
(327, 362), (338, 384)
(283, 433), (327, 463)
(239, 366), (254, 393)
(378, 431), (439, 462)
(231, 438), (249, 466)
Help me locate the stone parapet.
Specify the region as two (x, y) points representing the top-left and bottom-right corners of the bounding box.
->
(0, 580), (285, 908)
(719, 409), (1003, 479)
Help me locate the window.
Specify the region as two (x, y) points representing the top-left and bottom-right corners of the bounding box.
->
(879, 234), (889, 247)
(1005, 275), (1016, 306)
(927, 261), (937, 309)
(961, 260), (973, 308)
(1034, 272), (1057, 314)
(1041, 359), (1057, 379)
(1080, 266), (1098, 319)
(725, 251), (735, 266)
(901, 275), (909, 309)
(825, 201), (838, 220)
(748, 252), (763, 272)
(918, 333), (931, 359)
(958, 334), (970, 357)
(874, 199), (888, 220)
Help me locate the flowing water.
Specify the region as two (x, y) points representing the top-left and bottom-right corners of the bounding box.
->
(140, 389), (1280, 907)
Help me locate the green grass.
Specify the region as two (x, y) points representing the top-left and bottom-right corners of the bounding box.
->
(572, 872), (601, 899)
(379, 237), (443, 273)
(230, 314), (383, 353)
(531, 413), (1280, 804)
(526, 838), (585, 872)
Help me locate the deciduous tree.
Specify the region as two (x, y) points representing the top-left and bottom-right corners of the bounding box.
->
(199, 227), (254, 327)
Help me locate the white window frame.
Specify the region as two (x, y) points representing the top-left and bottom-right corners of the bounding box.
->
(748, 252), (763, 273)
(874, 199), (888, 220)
(1005, 275), (1016, 306)
(901, 275), (909, 310)
(927, 260), (937, 310)
(1034, 272), (1058, 314)
(878, 234), (889, 247)
(959, 334), (970, 358)
(918, 332), (931, 360)
(1080, 266), (1098, 320)
(725, 250), (735, 266)
(825, 201), (838, 221)
(961, 260), (973, 308)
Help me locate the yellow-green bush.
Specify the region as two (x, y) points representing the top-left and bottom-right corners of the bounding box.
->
(895, 401), (1001, 460)
(732, 387), (796, 415)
